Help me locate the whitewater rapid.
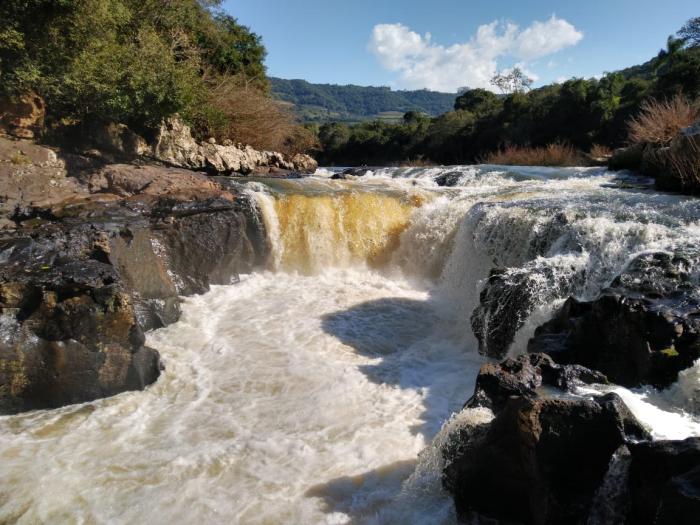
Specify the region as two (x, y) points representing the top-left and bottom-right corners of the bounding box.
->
(1, 164), (700, 524)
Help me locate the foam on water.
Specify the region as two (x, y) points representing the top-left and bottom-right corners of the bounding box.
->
(1, 164), (700, 524)
(0, 270), (479, 524)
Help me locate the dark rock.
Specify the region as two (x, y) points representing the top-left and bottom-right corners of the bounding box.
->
(443, 354), (650, 525)
(341, 167), (373, 177)
(444, 391), (650, 525)
(628, 438), (700, 525)
(528, 252), (700, 388)
(0, 173), (267, 413)
(434, 171), (463, 187)
(471, 264), (577, 359)
(467, 353), (608, 412)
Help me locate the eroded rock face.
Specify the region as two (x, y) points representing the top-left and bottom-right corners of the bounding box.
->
(0, 93), (45, 139)
(152, 117), (318, 174)
(529, 252), (700, 388)
(0, 142), (268, 413)
(0, 231), (161, 413)
(443, 354), (650, 525)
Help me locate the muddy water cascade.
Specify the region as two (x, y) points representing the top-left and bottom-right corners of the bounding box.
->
(1, 165), (699, 524)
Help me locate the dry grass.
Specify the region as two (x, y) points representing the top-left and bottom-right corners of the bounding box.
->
(669, 136), (700, 193)
(482, 144), (586, 167)
(198, 73), (318, 155)
(628, 95), (699, 145)
(589, 144), (613, 158)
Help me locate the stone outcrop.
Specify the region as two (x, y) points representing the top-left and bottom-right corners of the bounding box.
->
(0, 92), (45, 139)
(609, 121), (700, 194)
(529, 252), (700, 388)
(443, 354), (650, 525)
(0, 138), (267, 414)
(152, 117), (317, 175)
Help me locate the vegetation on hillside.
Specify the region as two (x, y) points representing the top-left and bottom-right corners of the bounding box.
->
(0, 0), (313, 153)
(270, 78), (456, 123)
(316, 20), (700, 166)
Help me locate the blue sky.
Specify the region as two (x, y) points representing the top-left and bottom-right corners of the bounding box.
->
(222, 0), (698, 92)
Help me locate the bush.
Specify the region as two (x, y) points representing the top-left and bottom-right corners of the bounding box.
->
(482, 144), (586, 167)
(628, 95), (699, 145)
(193, 73), (316, 154)
(669, 136), (700, 192)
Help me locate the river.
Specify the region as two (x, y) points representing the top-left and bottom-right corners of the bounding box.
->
(1, 165), (699, 524)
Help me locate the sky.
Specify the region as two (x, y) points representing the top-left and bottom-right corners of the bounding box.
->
(222, 0), (699, 93)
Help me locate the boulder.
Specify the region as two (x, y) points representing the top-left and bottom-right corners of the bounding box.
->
(434, 171), (463, 187)
(528, 252), (700, 388)
(90, 121), (150, 158)
(628, 438), (700, 525)
(444, 383), (649, 524)
(0, 92), (45, 139)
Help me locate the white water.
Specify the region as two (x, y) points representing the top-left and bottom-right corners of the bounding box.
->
(2, 164), (700, 524)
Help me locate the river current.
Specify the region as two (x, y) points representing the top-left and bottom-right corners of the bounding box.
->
(1, 165), (699, 524)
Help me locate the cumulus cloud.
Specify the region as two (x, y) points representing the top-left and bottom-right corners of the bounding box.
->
(368, 16), (583, 92)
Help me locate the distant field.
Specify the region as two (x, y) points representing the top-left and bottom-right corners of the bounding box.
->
(271, 78), (456, 123)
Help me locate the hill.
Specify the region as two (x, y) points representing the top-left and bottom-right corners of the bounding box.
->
(270, 78), (457, 123)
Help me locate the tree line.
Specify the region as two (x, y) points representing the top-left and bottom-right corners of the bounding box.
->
(313, 18), (700, 166)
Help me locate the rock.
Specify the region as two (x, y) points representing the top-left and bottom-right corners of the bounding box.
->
(434, 171), (463, 187)
(151, 116), (317, 175)
(444, 389), (650, 524)
(290, 153), (318, 173)
(528, 252), (700, 388)
(0, 92), (45, 139)
(608, 144), (645, 172)
(0, 137), (269, 413)
(152, 117), (206, 169)
(471, 264), (577, 359)
(0, 232), (162, 414)
(467, 353), (608, 412)
(628, 438), (700, 525)
(90, 121), (150, 158)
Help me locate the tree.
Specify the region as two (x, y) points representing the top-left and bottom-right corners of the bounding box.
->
(678, 17), (700, 48)
(454, 88), (502, 116)
(490, 68), (534, 94)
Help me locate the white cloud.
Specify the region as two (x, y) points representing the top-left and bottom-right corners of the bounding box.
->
(368, 16), (583, 92)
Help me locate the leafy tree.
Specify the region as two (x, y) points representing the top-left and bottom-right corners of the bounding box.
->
(678, 17), (700, 48)
(491, 68), (534, 94)
(454, 88), (502, 116)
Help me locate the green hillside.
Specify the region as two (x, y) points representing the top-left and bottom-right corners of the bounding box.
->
(270, 78), (456, 123)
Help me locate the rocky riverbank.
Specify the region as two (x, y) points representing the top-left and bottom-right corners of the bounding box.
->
(0, 135), (271, 414)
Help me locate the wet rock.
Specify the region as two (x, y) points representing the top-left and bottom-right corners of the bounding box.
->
(467, 353), (608, 412)
(528, 252), (700, 388)
(434, 171), (463, 187)
(471, 264), (577, 359)
(0, 232), (161, 414)
(628, 438), (700, 525)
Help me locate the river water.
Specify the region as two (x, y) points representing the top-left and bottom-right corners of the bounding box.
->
(1, 165), (699, 524)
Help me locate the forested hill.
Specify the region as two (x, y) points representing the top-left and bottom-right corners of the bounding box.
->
(270, 78), (456, 123)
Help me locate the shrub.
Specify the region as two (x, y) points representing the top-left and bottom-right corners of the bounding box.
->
(669, 136), (700, 192)
(193, 73), (317, 154)
(481, 144), (586, 167)
(627, 95), (699, 145)
(589, 144), (613, 158)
